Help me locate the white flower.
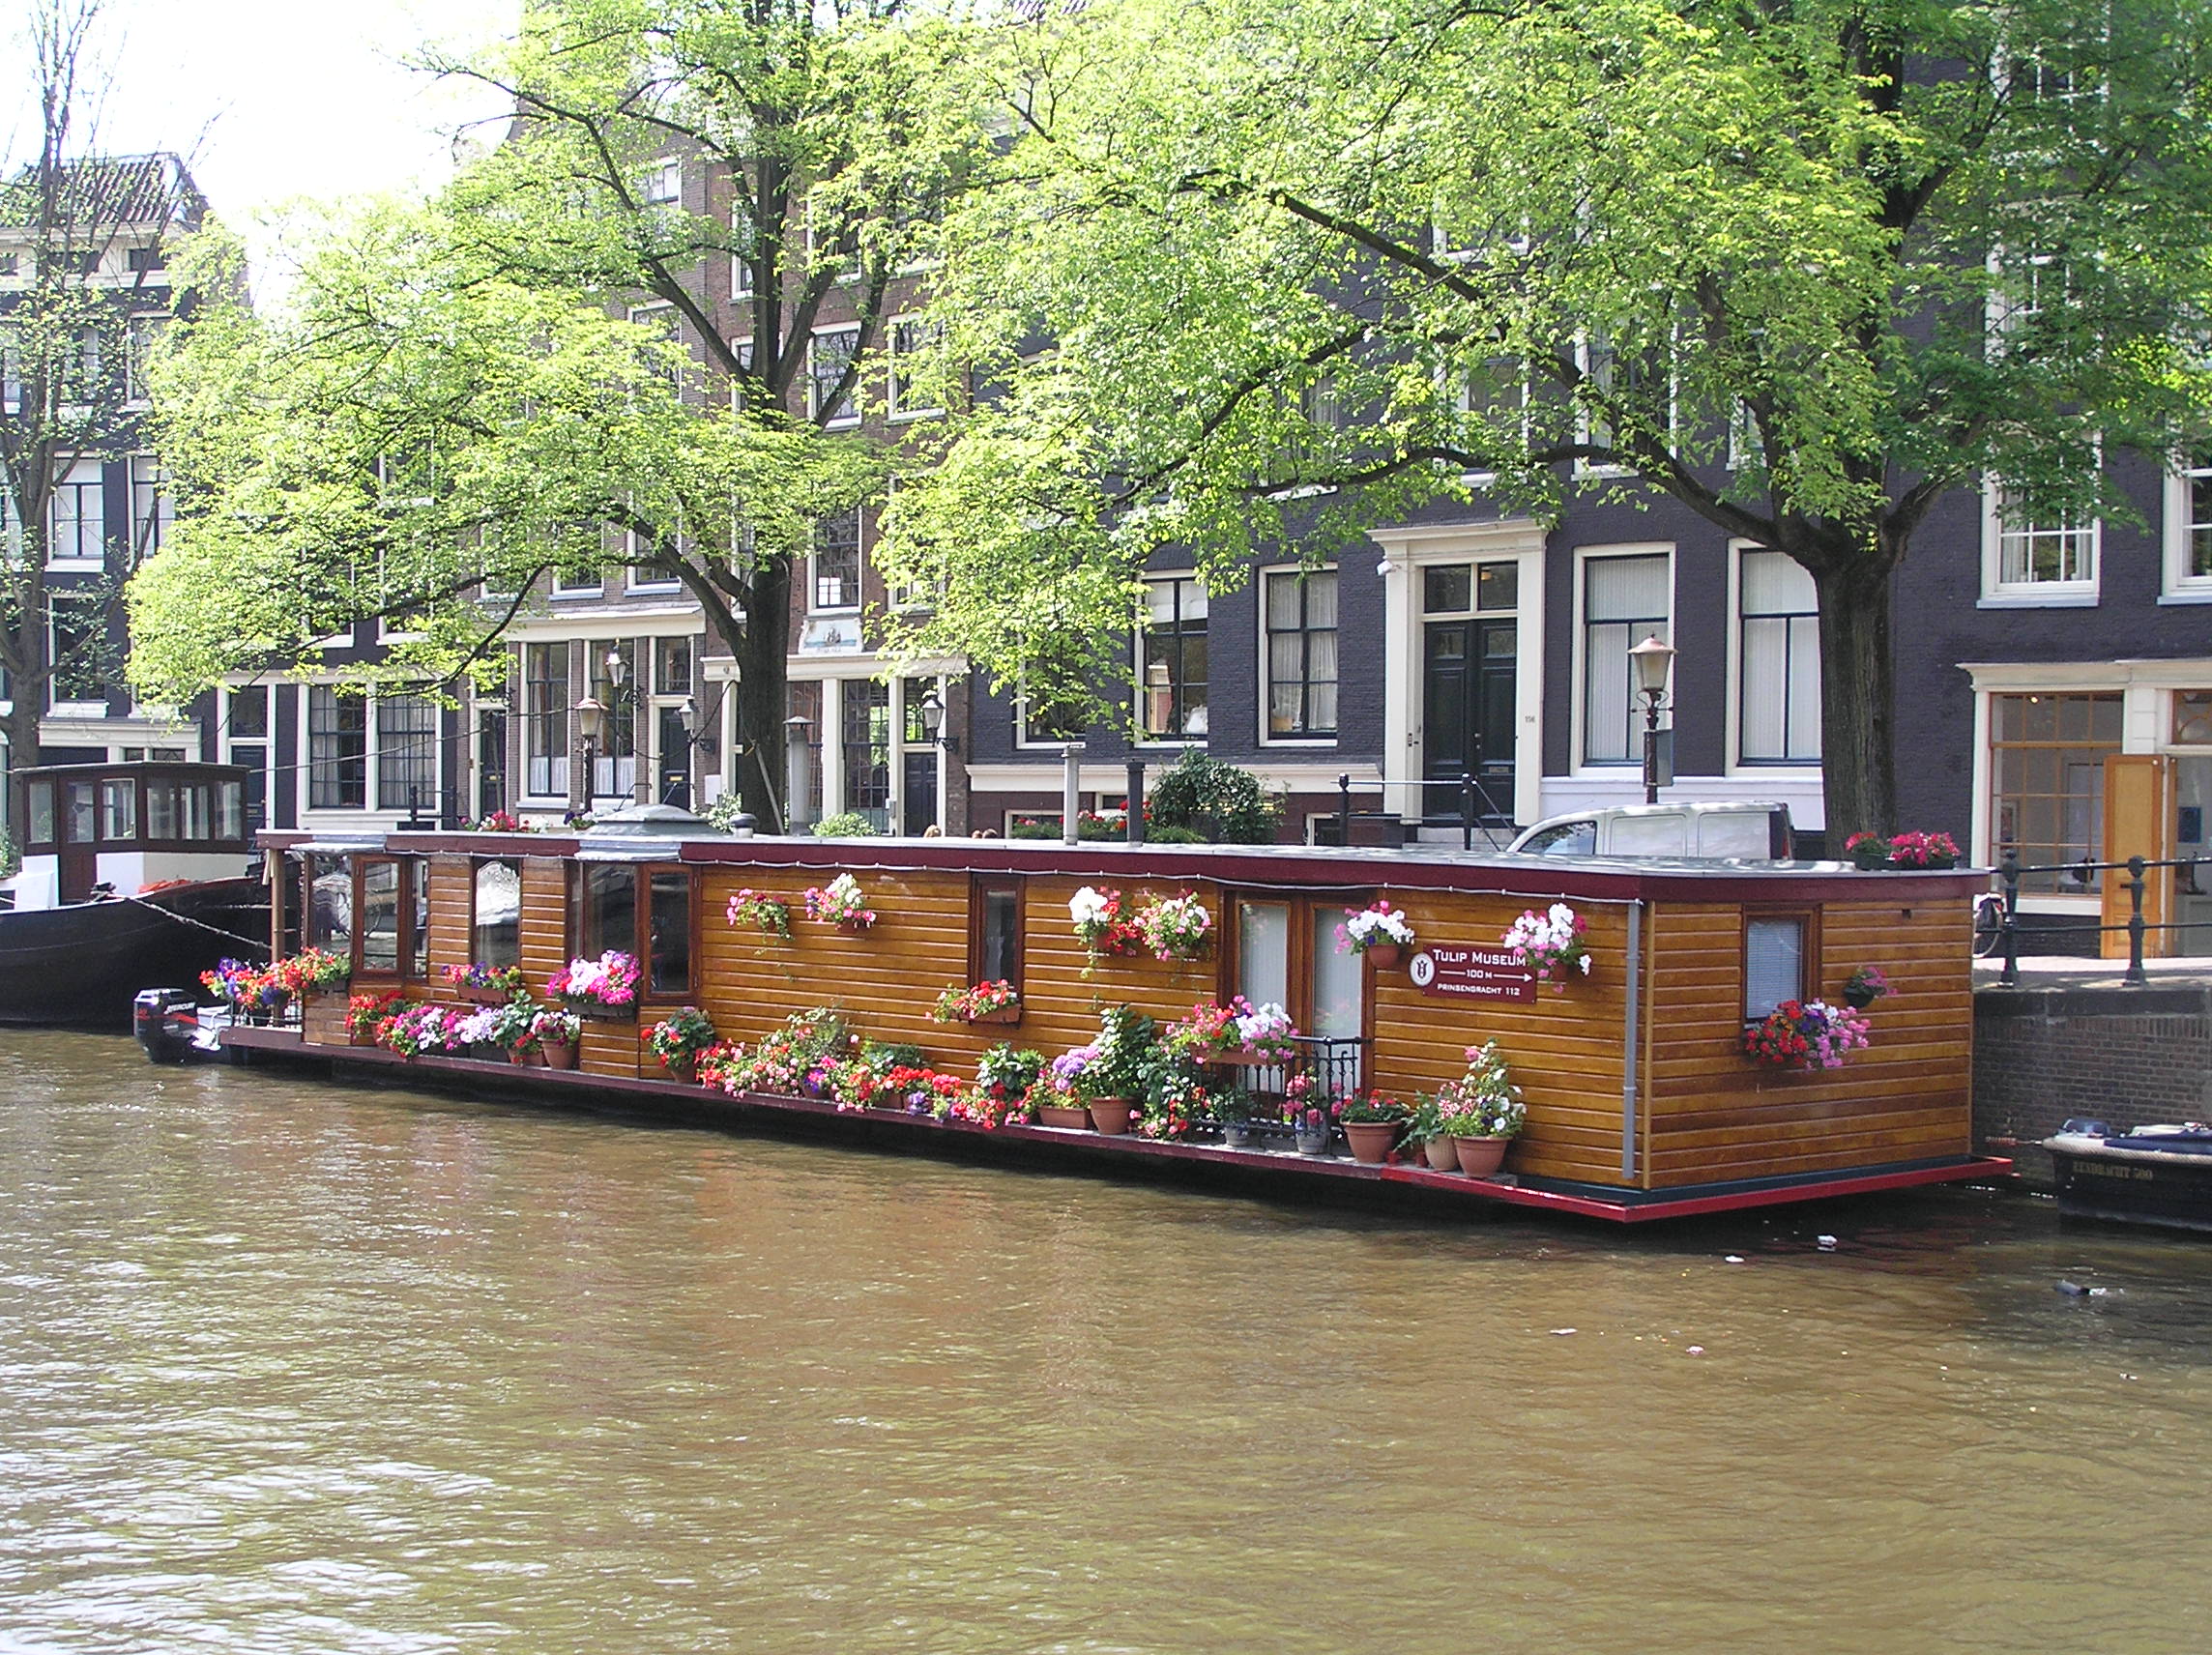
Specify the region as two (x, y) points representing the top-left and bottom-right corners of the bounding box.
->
(1070, 886), (1110, 925)
(1579, 954), (1592, 974)
(1548, 902), (1575, 928)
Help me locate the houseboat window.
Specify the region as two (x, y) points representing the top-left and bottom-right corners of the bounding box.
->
(360, 859), (401, 974)
(972, 879), (1022, 987)
(579, 864), (637, 963)
(65, 781), (96, 844)
(410, 859), (429, 978)
(1310, 907), (1362, 1042)
(181, 783), (212, 840)
(1237, 901), (1292, 1009)
(217, 781), (244, 841)
(26, 780), (54, 847)
(146, 783), (177, 840)
(472, 859), (521, 968)
(648, 871), (691, 995)
(100, 778), (135, 841)
(1744, 915), (1807, 1020)
(306, 855), (352, 954)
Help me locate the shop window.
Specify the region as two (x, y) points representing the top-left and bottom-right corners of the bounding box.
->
(1989, 691), (2122, 890)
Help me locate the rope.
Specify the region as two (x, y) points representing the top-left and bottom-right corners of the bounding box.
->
(119, 892), (271, 955)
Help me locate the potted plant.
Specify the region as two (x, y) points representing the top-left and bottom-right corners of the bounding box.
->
(1039, 1043), (1098, 1128)
(1285, 1080), (1333, 1156)
(1212, 1088), (1259, 1149)
(533, 1006), (582, 1069)
(1843, 966), (1891, 1010)
(932, 979), (1022, 1026)
(1438, 1041), (1526, 1176)
(1404, 1096), (1461, 1172)
(1162, 996), (1300, 1066)
(381, 1002), (463, 1060)
(547, 950), (642, 1019)
(1501, 902), (1591, 989)
(1335, 1090), (1411, 1164)
(1068, 886), (1142, 963)
(452, 1002), (519, 1060)
(726, 887), (793, 938)
(1134, 891), (1213, 962)
(1338, 898), (1416, 969)
(803, 873), (877, 930)
(975, 1044), (1045, 1125)
(443, 961), (528, 1005)
(343, 990), (403, 1047)
(1742, 1000), (1871, 1070)
(1084, 1006), (1156, 1134)
(271, 946), (351, 1000)
(1845, 829), (1962, 871)
(200, 958), (261, 1016)
(643, 1006), (717, 1083)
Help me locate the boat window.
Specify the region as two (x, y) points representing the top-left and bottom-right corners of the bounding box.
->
(648, 870), (691, 996)
(472, 859), (521, 968)
(410, 857), (429, 978)
(306, 855), (351, 953)
(580, 864), (636, 962)
(360, 859), (401, 973)
(1744, 915), (1809, 1019)
(65, 781), (96, 844)
(145, 783), (179, 840)
(102, 778), (137, 841)
(1310, 905), (1362, 1043)
(971, 878), (1023, 989)
(182, 784), (212, 841)
(26, 781), (54, 847)
(1237, 901), (1292, 1010)
(216, 782), (244, 842)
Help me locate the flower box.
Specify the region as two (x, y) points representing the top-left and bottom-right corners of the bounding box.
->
(453, 984), (517, 1006)
(563, 996), (635, 1023)
(967, 1005), (1021, 1026)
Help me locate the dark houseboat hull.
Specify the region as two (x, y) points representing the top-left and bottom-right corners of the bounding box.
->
(0, 878), (269, 1029)
(2045, 1130), (2212, 1234)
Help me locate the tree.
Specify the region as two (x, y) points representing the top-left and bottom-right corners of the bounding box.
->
(0, 0), (200, 786)
(880, 0), (2212, 834)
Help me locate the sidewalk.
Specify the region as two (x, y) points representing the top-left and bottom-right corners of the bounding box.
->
(1973, 954), (2212, 994)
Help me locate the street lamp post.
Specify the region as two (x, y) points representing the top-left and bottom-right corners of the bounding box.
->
(1629, 632), (1676, 806)
(573, 690), (607, 814)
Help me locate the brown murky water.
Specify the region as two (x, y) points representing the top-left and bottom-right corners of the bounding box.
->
(3, 1032), (2210, 1653)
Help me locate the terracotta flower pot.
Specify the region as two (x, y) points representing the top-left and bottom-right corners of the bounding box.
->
(1423, 1135), (1461, 1173)
(1451, 1134), (1509, 1177)
(659, 1054), (697, 1086)
(1038, 1103), (1092, 1130)
(348, 1029), (376, 1048)
(541, 1038), (578, 1071)
(967, 1005), (1021, 1025)
(1341, 1119), (1402, 1164)
(1089, 1097), (1134, 1135)
(836, 918), (873, 933)
(1363, 943), (1404, 970)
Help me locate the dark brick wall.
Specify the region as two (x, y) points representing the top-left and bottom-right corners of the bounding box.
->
(1973, 980), (2212, 1186)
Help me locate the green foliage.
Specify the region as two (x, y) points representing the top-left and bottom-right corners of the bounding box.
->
(0, 827), (17, 882)
(1144, 825), (1206, 845)
(1146, 748), (1282, 844)
(1007, 821), (1058, 840)
(975, 1043), (1045, 1096)
(810, 811), (879, 838)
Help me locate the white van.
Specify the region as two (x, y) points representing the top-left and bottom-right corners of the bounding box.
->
(1505, 801), (1796, 860)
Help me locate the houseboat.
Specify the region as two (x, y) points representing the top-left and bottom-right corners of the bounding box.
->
(213, 805), (2009, 1223)
(0, 761), (267, 1027)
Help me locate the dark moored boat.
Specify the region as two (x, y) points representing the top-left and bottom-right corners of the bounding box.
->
(2, 761), (269, 1029)
(2044, 1118), (2212, 1234)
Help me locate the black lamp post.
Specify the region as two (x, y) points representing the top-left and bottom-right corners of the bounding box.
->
(573, 690), (607, 812)
(1629, 632), (1676, 806)
(917, 685), (958, 754)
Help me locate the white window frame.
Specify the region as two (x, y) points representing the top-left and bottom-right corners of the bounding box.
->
(46, 593), (108, 712)
(127, 453), (169, 563)
(550, 564), (603, 599)
(125, 312), (163, 405)
(2162, 451), (2212, 603)
(1726, 540), (1821, 774)
(726, 335), (754, 415)
(1257, 563), (1339, 748)
(808, 507), (862, 614)
(641, 158), (682, 206)
(808, 325), (861, 427)
(1570, 542), (1674, 773)
(887, 315), (944, 421)
(1135, 572), (1209, 745)
(46, 459), (104, 569)
(1981, 477), (2100, 606)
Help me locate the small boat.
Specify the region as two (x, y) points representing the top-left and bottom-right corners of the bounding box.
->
(2, 761), (270, 1029)
(2043, 1118), (2212, 1234)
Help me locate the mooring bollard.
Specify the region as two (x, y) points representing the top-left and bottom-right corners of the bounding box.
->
(2126, 856), (2148, 988)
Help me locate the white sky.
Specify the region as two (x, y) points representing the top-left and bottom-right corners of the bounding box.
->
(15, 0), (523, 299)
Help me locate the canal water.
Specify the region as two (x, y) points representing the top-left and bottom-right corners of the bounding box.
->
(3, 1033), (2210, 1654)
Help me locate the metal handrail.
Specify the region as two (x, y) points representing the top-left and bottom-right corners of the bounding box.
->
(1328, 772), (1515, 852)
(1993, 850), (2212, 988)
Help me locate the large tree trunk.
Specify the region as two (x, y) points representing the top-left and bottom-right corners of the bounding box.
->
(3, 698), (42, 837)
(728, 559), (792, 832)
(1811, 557), (1899, 845)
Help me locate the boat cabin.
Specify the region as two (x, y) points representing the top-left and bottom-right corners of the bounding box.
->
(10, 761), (255, 910)
(249, 809), (1995, 1211)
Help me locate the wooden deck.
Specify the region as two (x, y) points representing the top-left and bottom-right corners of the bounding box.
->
(218, 1026), (2013, 1226)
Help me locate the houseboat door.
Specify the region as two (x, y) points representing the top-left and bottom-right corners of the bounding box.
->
(1234, 897), (1365, 1089)
(58, 778), (99, 903)
(1422, 618), (1517, 824)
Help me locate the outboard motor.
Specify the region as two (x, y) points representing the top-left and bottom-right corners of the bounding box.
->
(133, 987), (200, 1064)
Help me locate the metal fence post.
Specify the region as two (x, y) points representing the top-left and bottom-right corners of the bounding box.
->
(2126, 856), (2149, 987)
(1336, 773), (1352, 848)
(1460, 770), (1475, 852)
(1999, 850), (2022, 987)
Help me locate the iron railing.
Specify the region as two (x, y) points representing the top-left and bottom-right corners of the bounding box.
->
(1209, 1033), (1368, 1146)
(1992, 850), (2212, 988)
(1319, 772), (1516, 852)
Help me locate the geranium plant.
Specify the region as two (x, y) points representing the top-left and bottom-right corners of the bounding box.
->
(200, 958), (262, 1008)
(804, 873), (877, 927)
(1337, 898), (1416, 955)
(1743, 1000), (1872, 1069)
(531, 1006), (581, 1049)
(1164, 996), (1301, 1064)
(462, 809), (534, 833)
(1434, 1042), (1526, 1138)
(380, 1002), (466, 1058)
(1135, 891), (1213, 961)
(1845, 830), (1963, 871)
(726, 888), (793, 937)
(643, 1006), (717, 1066)
(932, 980), (1022, 1024)
(1333, 1089), (1410, 1125)
(975, 1044), (1045, 1123)
(443, 961), (528, 998)
(1068, 886), (1141, 959)
(344, 990), (405, 1042)
(1502, 902), (1590, 988)
(269, 947), (351, 995)
(548, 950), (642, 1006)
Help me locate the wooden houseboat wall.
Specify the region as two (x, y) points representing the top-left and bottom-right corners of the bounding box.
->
(258, 821), (1990, 1204)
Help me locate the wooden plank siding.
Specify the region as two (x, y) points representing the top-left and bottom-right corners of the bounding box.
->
(1640, 898), (1972, 1187)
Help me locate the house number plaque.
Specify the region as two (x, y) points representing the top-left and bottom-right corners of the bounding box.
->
(1408, 945), (1536, 1002)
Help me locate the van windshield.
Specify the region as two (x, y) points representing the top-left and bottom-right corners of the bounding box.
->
(1523, 819), (1597, 857)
